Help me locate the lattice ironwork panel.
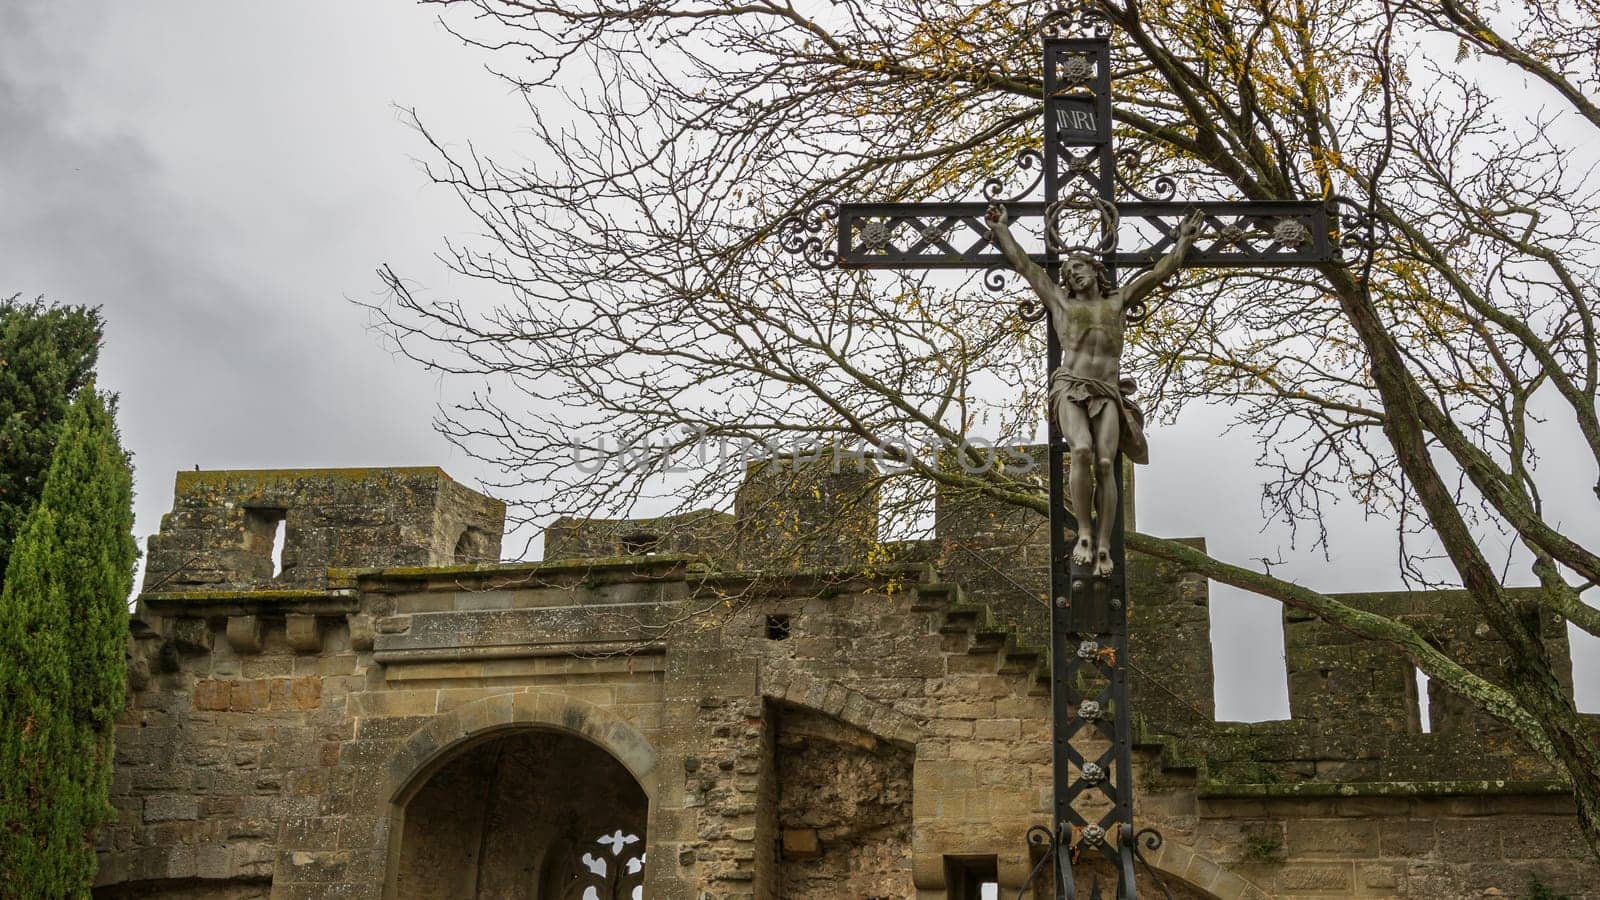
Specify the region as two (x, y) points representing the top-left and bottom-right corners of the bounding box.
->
(822, 200), (1336, 270)
(1057, 633), (1135, 877)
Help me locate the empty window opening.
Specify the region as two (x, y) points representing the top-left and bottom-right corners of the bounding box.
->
(766, 614), (792, 641)
(945, 855), (999, 900)
(1410, 666), (1433, 734)
(453, 526), (493, 564)
(619, 531), (661, 555)
(1571, 618), (1600, 713)
(243, 508), (288, 580)
(270, 518), (286, 578)
(1210, 585), (1291, 721)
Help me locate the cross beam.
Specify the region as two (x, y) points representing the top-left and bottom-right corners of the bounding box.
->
(833, 199), (1335, 269)
(779, 11), (1349, 899)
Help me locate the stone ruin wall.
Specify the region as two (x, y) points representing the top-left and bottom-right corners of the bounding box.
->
(97, 463), (1600, 899)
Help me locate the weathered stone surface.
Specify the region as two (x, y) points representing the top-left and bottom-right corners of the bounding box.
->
(775, 704), (913, 898)
(101, 464), (1600, 900)
(141, 467), (505, 593)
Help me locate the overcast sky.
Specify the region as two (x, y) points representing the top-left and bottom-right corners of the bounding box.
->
(2, 1), (1593, 720)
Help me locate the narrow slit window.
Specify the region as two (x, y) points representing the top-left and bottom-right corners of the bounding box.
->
(243, 507), (288, 581)
(1414, 666), (1432, 734)
(270, 517), (286, 578)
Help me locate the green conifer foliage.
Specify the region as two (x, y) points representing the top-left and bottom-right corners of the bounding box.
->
(0, 385), (136, 895)
(0, 297), (104, 585)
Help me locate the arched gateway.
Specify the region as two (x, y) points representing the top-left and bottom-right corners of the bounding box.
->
(379, 691), (659, 899)
(393, 729), (647, 899)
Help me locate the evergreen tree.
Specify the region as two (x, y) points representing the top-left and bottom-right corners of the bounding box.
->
(0, 297), (104, 585)
(0, 385), (136, 896)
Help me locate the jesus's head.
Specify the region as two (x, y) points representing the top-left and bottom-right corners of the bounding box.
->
(1062, 252), (1114, 296)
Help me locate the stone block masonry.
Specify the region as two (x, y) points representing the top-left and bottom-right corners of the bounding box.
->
(96, 465), (1600, 899)
(142, 467), (504, 592)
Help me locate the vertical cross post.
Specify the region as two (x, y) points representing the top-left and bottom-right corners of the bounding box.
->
(776, 9), (1351, 897)
(1041, 28), (1138, 899)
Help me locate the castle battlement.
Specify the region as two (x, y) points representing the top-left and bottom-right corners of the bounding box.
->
(104, 464), (1597, 899)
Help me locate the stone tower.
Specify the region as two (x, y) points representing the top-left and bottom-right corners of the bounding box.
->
(142, 467), (505, 592)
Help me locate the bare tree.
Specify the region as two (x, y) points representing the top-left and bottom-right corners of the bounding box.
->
(369, 0), (1600, 855)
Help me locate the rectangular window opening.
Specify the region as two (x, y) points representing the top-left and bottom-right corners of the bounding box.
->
(270, 518), (286, 577)
(765, 614), (791, 641)
(945, 855), (999, 900)
(244, 507), (288, 580)
(1411, 666), (1433, 734)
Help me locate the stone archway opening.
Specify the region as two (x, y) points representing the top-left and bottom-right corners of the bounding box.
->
(394, 729), (648, 900)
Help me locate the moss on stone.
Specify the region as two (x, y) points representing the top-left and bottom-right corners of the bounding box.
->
(140, 589), (339, 604)
(1198, 778), (1569, 798)
(174, 467), (448, 494)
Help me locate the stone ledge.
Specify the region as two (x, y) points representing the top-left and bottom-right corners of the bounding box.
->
(336, 557), (940, 604)
(329, 553), (707, 591)
(175, 465), (448, 490)
(1198, 778), (1570, 799)
(374, 642), (667, 665)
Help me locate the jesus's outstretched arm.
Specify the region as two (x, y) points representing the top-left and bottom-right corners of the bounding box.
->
(986, 205), (1060, 311)
(1122, 211), (1205, 309)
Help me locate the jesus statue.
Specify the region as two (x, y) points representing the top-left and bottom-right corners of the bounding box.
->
(987, 204), (1203, 577)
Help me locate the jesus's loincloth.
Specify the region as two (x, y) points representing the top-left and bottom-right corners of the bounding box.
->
(1048, 369), (1150, 464)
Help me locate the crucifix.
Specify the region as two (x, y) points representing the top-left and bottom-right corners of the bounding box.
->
(778, 7), (1355, 897)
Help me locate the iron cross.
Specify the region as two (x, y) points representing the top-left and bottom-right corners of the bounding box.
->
(778, 8), (1358, 898)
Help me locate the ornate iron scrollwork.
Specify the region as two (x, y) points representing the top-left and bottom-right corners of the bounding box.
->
(982, 262), (1050, 324)
(1015, 825), (1062, 900)
(776, 200), (840, 270)
(1040, 2), (1112, 39)
(1328, 193), (1377, 266)
(1131, 827), (1178, 900)
(983, 148), (1046, 204)
(1113, 148), (1178, 203)
(1124, 296), (1152, 327)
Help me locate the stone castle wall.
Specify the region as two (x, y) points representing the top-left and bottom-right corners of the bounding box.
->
(97, 464), (1600, 899)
